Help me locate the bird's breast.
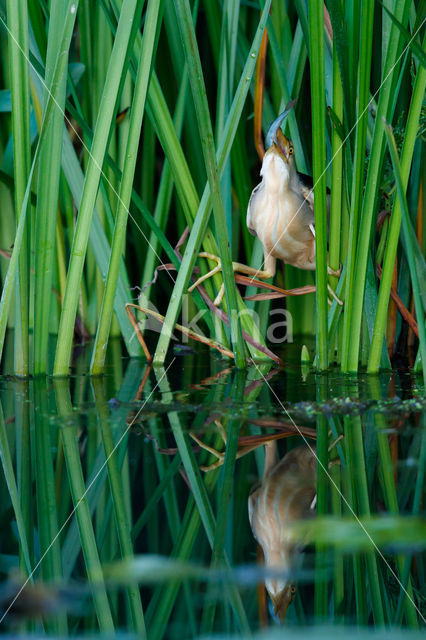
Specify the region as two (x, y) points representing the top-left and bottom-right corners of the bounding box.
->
(247, 184), (315, 269)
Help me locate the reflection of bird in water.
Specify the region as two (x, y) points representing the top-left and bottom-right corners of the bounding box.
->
(248, 444), (316, 620)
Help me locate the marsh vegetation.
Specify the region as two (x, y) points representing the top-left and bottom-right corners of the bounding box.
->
(0, 0), (424, 637)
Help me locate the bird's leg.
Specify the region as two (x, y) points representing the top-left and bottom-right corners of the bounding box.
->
(190, 424), (267, 472)
(188, 252), (274, 307)
(187, 253), (223, 291)
(328, 434), (344, 452)
(308, 226), (343, 306)
(327, 284), (343, 306)
(264, 440), (278, 476)
(327, 432), (344, 467)
(189, 419), (228, 471)
(309, 224), (343, 283)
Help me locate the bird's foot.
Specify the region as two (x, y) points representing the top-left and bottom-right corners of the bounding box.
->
(190, 420), (269, 472)
(189, 431), (226, 472)
(327, 284), (343, 306)
(188, 252), (272, 306)
(328, 434), (344, 452)
(327, 264), (342, 278)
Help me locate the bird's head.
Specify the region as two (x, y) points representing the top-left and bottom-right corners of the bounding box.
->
(272, 129), (295, 164)
(260, 102), (297, 190)
(262, 546), (296, 621)
(260, 130), (295, 190)
(269, 583), (297, 621)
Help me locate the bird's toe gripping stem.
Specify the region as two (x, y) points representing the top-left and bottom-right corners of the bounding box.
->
(327, 265), (343, 306)
(327, 264), (342, 278)
(188, 252), (272, 306)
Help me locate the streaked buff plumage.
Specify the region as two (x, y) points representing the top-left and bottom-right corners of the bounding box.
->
(246, 129), (316, 277)
(248, 445), (317, 619)
(187, 106), (341, 308)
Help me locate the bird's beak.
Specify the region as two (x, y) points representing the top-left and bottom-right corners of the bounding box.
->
(270, 585), (295, 622)
(265, 99), (297, 149)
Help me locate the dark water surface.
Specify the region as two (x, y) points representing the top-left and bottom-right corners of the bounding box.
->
(0, 341), (424, 638)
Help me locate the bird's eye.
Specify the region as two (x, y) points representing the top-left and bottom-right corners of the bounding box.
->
(290, 585), (296, 599)
(289, 145), (294, 155)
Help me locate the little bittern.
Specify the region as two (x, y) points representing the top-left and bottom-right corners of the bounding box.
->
(248, 444), (316, 620)
(189, 106), (341, 306)
(247, 108), (340, 287)
(247, 124), (315, 277)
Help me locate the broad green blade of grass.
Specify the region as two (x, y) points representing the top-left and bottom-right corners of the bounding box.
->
(32, 380), (67, 634)
(0, 401), (32, 576)
(343, 423), (367, 623)
(140, 67), (188, 295)
(328, 40), (343, 297)
(92, 378), (146, 636)
(145, 370), (230, 633)
(330, 460), (344, 621)
(132, 453), (181, 540)
(14, 381), (33, 574)
(315, 382), (329, 618)
(363, 256), (391, 369)
(174, 0), (245, 367)
(368, 51), (425, 372)
(54, 379), (114, 632)
(108, 1), (263, 359)
(63, 14), (216, 341)
(90, 0), (162, 375)
(5, 0), (31, 376)
(308, 0), (328, 369)
(292, 515), (426, 550)
(0, 0), (78, 366)
(347, 417), (385, 624)
(368, 377), (418, 627)
(154, 368), (215, 546)
(346, 0), (411, 371)
(33, 2), (69, 375)
(154, 367), (250, 633)
(383, 122), (426, 383)
(341, 0), (375, 372)
(104, 0), (203, 233)
(61, 444), (113, 579)
(327, 0), (352, 131)
(215, 0), (239, 246)
(53, 0), (142, 376)
(201, 372), (245, 634)
(59, 126), (144, 356)
(380, 2), (426, 68)
(153, 0), (272, 365)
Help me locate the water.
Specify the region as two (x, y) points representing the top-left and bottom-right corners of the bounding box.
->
(0, 340), (424, 637)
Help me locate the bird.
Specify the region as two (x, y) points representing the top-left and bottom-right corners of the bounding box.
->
(247, 107), (341, 290)
(188, 105), (341, 306)
(247, 117), (316, 278)
(248, 443), (317, 621)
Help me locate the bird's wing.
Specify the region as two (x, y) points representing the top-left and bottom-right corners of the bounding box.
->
(246, 183), (262, 236)
(297, 173), (315, 211)
(297, 172), (331, 219)
(248, 483), (261, 529)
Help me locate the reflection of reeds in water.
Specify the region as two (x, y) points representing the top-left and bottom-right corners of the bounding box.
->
(0, 361), (424, 636)
(248, 444), (316, 620)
